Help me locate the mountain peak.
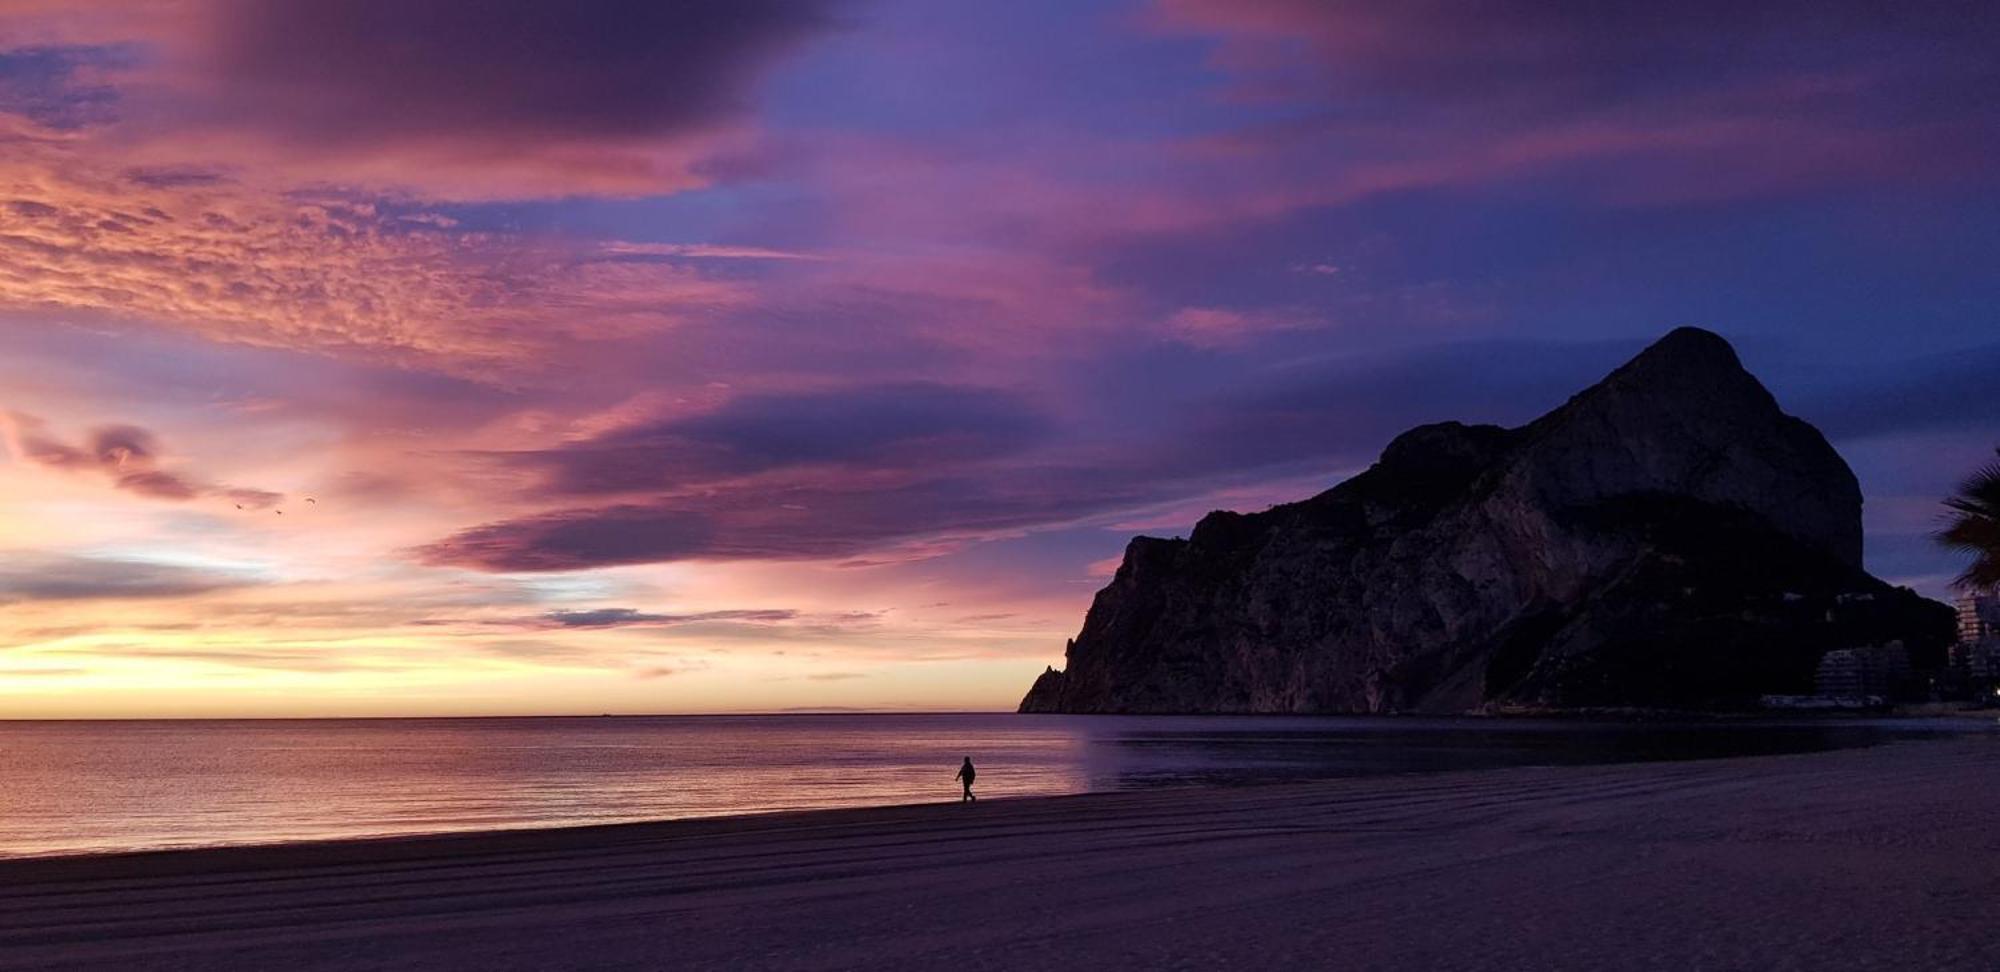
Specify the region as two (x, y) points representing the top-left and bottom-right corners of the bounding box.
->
(1594, 326), (1754, 396)
(1523, 327), (1773, 444)
(1642, 325), (1739, 365)
(1511, 325), (1858, 567)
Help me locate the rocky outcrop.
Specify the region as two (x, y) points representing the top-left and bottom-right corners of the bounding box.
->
(1019, 328), (1952, 714)
(1019, 664), (1068, 714)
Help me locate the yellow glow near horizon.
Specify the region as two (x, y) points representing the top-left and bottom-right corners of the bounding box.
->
(1, 427), (1079, 717)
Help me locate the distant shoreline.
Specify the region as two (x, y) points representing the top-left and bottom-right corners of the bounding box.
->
(0, 705), (1986, 723)
(0, 709), (1018, 723)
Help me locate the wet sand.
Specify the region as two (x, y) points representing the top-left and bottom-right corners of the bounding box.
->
(3, 733), (1997, 971)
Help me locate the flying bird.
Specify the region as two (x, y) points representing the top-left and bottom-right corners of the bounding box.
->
(305, 497), (316, 504)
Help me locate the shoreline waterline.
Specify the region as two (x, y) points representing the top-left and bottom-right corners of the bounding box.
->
(0, 713), (1977, 861)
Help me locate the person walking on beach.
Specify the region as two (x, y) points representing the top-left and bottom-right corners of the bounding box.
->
(956, 756), (977, 803)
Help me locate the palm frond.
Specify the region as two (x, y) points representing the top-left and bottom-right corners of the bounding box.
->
(1956, 558), (2000, 591)
(1935, 447), (2000, 591)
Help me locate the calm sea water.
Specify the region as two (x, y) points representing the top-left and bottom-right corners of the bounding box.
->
(0, 714), (1960, 858)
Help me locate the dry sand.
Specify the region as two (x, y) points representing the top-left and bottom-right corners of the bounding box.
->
(4, 732), (1999, 971)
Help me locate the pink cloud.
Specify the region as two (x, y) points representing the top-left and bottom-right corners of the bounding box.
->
(1162, 306), (1323, 349)
(0, 118), (750, 374)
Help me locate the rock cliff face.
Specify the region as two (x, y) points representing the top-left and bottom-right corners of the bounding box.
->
(1019, 328), (1951, 714)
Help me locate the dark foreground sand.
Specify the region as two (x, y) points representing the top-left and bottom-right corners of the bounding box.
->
(4, 733), (2000, 971)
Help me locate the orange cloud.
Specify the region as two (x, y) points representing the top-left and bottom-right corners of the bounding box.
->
(0, 118), (746, 373)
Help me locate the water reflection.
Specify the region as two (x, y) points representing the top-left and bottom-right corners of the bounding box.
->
(0, 715), (1963, 858)
(1058, 716), (1958, 790)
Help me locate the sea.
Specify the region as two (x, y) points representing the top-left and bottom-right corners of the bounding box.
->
(0, 714), (1963, 858)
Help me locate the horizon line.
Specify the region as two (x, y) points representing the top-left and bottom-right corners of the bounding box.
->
(0, 709), (1022, 723)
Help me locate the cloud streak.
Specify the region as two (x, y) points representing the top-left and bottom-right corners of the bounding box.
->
(0, 554), (260, 603)
(541, 608), (799, 629)
(522, 383), (1051, 496)
(1148, 0), (2000, 209)
(2, 411), (281, 506)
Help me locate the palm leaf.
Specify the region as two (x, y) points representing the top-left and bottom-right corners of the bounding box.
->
(1936, 448), (2000, 591)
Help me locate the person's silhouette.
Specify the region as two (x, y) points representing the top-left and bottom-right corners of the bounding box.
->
(955, 756), (976, 803)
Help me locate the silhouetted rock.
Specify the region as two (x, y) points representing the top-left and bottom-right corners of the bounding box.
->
(1018, 664), (1069, 714)
(1019, 328), (1952, 714)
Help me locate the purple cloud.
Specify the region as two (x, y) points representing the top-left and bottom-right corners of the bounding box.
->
(416, 336), (1842, 573)
(96, 0), (843, 197)
(1166, 1), (1996, 114)
(113, 468), (202, 501)
(195, 0), (831, 141)
(88, 424), (160, 465)
(541, 608), (799, 629)
(415, 476), (1137, 572)
(0, 45), (127, 129)
(2, 412), (280, 507)
(526, 383), (1051, 496)
(1151, 0), (2000, 133)
(420, 508), (718, 571)
(1147, 0), (2000, 209)
(0, 554), (258, 603)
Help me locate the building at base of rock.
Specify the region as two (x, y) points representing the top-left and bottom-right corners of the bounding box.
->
(1813, 641), (1912, 701)
(1945, 590), (2000, 700)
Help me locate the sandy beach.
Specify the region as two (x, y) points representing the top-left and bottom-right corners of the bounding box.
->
(3, 732), (1998, 971)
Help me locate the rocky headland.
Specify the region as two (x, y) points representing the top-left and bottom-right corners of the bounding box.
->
(1020, 327), (1952, 713)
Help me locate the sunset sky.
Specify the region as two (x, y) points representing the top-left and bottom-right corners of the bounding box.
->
(0, 1), (1995, 716)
